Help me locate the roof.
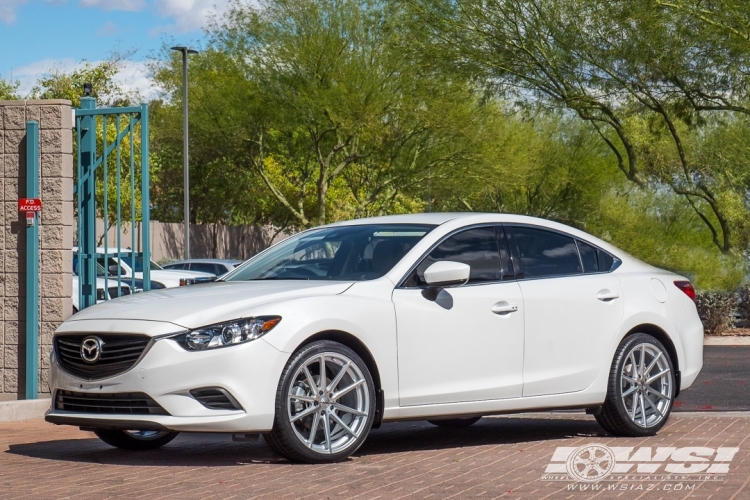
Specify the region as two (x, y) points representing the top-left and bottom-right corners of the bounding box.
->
(324, 212), (472, 227)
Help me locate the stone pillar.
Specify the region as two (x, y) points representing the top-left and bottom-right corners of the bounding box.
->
(0, 100), (74, 400)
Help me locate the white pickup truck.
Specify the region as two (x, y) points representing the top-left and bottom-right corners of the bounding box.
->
(71, 248), (215, 313)
(76, 247), (214, 289)
(71, 262), (133, 313)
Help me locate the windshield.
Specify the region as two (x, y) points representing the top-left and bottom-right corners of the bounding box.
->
(226, 224), (434, 281)
(119, 253), (163, 273)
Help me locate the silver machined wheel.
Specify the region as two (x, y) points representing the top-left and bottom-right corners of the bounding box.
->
(620, 342), (672, 428)
(287, 351), (370, 455)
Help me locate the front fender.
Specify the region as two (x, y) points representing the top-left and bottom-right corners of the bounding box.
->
(255, 279), (399, 409)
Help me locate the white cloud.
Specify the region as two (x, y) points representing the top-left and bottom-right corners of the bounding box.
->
(13, 58), (78, 97)
(12, 58), (159, 102)
(79, 0), (146, 12)
(114, 60), (160, 101)
(150, 0), (230, 35)
(0, 0), (28, 24)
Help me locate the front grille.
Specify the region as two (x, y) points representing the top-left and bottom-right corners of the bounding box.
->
(54, 334), (151, 380)
(108, 286), (131, 298)
(190, 388), (243, 410)
(55, 390), (169, 415)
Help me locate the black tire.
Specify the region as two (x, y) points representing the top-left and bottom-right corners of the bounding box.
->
(93, 429), (179, 450)
(427, 417), (482, 428)
(265, 340), (376, 463)
(595, 333), (675, 437)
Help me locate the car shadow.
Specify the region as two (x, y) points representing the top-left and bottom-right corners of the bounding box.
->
(6, 416), (605, 467)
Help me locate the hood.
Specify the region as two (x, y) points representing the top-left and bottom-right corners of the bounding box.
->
(67, 280), (354, 329)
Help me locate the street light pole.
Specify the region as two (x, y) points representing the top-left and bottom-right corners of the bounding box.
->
(171, 46), (198, 260)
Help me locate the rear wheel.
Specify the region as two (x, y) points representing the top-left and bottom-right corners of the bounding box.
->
(427, 417), (481, 428)
(266, 340), (376, 463)
(595, 333), (675, 437)
(93, 429), (179, 450)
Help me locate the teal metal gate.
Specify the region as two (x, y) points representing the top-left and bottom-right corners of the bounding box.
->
(75, 97), (151, 309)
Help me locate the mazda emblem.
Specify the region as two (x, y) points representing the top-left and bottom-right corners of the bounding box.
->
(80, 336), (103, 363)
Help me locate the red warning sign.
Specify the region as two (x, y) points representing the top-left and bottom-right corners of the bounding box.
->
(18, 198), (42, 212)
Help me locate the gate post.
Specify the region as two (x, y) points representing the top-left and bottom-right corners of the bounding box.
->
(78, 97), (97, 309)
(25, 121), (40, 400)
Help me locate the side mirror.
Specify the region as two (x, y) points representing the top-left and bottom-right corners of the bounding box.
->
(108, 265), (121, 276)
(424, 261), (470, 288)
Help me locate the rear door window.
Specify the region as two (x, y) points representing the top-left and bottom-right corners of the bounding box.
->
(511, 226), (582, 278)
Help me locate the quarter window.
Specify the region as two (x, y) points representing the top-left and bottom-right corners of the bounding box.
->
(577, 240), (599, 273)
(577, 239), (616, 273)
(407, 226), (503, 286)
(511, 226), (582, 278)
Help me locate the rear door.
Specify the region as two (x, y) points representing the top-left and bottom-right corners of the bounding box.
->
(506, 225), (623, 397)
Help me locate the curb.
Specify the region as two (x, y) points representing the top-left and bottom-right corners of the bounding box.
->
(0, 399), (51, 422)
(704, 336), (750, 346)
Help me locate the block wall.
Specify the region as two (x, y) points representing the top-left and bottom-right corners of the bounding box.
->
(0, 100), (74, 400)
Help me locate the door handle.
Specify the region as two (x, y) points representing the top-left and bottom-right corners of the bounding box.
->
(492, 302), (519, 314)
(597, 290), (620, 302)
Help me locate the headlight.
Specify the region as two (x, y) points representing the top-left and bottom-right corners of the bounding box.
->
(175, 316), (281, 351)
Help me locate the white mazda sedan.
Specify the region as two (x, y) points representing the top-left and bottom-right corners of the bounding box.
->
(46, 213), (703, 463)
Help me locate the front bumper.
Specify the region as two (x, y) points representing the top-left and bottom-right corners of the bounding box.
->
(46, 334), (288, 433)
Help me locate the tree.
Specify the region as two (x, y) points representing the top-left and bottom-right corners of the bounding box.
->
(151, 0), (497, 230)
(0, 77), (19, 100)
(413, 0), (750, 255)
(31, 55), (137, 108)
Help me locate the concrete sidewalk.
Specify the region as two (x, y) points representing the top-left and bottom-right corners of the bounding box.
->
(0, 399), (50, 423)
(704, 335), (750, 345)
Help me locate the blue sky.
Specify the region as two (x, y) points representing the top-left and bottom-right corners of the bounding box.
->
(0, 0), (228, 99)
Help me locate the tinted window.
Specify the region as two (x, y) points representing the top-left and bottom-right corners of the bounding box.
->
(164, 263), (187, 270)
(191, 263), (221, 275)
(95, 256), (127, 276)
(598, 250), (614, 272)
(512, 226), (582, 278)
(409, 226), (503, 286)
(577, 240), (599, 273)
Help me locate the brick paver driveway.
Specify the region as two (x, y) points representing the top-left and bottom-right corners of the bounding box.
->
(1, 413), (749, 499)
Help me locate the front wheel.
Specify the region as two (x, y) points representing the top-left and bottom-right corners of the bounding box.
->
(94, 429), (179, 450)
(266, 340), (376, 463)
(595, 333), (675, 437)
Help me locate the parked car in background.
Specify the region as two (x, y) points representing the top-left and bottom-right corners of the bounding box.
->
(51, 214), (703, 464)
(162, 259), (243, 277)
(71, 261), (131, 314)
(78, 247), (214, 288)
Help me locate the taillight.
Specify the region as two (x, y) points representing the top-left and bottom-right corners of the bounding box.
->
(674, 280), (695, 301)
